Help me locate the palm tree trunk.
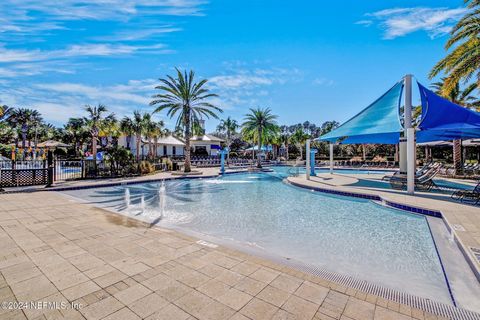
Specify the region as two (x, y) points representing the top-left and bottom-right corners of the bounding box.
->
(184, 115), (192, 173)
(257, 129), (262, 168)
(453, 139), (463, 175)
(286, 143), (289, 160)
(136, 134), (141, 161)
(92, 134), (98, 175)
(226, 136), (230, 164)
(154, 137), (158, 160)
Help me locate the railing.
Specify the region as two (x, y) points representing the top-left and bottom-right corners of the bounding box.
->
(55, 160), (83, 181)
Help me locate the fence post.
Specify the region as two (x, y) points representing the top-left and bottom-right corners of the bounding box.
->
(81, 160), (85, 179)
(46, 150), (54, 187)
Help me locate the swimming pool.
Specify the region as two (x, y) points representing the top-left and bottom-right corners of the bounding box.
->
(64, 167), (451, 304)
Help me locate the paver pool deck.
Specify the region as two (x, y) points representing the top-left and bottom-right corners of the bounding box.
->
(0, 168), (477, 320)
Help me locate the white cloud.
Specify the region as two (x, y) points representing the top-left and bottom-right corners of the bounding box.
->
(207, 67), (300, 110)
(0, 43), (170, 64)
(313, 78), (334, 86)
(0, 78), (161, 125)
(358, 7), (466, 39)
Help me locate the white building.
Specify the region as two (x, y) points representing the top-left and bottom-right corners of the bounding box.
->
(190, 134), (225, 156)
(118, 135), (185, 157)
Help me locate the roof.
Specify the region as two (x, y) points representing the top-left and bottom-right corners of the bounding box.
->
(190, 134), (225, 142)
(317, 81), (404, 144)
(37, 140), (70, 148)
(142, 135), (185, 146)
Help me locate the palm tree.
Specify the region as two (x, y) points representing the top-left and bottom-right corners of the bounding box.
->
(430, 79), (480, 174)
(142, 113), (157, 159)
(217, 117), (239, 163)
(8, 108), (42, 149)
(0, 105), (11, 122)
(120, 117), (135, 149)
(151, 121), (165, 159)
(84, 104), (114, 162)
(150, 68), (222, 172)
(64, 118), (87, 156)
(291, 128), (309, 160)
(279, 133), (290, 160)
(99, 117), (119, 148)
(122, 111), (149, 161)
(429, 0), (480, 94)
(242, 108), (278, 168)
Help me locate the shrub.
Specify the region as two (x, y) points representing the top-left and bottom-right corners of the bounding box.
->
(139, 161), (155, 174)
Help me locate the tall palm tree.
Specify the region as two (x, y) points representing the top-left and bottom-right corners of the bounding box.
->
(242, 108), (278, 168)
(8, 108), (42, 149)
(430, 0), (480, 94)
(84, 104), (114, 162)
(150, 68), (222, 172)
(291, 128), (309, 160)
(430, 79), (480, 174)
(217, 117), (239, 162)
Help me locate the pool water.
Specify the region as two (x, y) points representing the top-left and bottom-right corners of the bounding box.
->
(64, 167), (451, 304)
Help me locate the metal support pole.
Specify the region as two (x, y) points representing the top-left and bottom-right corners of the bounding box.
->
(310, 149), (317, 176)
(220, 148), (227, 175)
(46, 150), (54, 188)
(407, 128), (416, 194)
(329, 143), (334, 174)
(404, 74), (415, 195)
(306, 140), (311, 180)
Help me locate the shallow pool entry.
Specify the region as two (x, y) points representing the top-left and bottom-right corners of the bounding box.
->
(64, 167), (453, 304)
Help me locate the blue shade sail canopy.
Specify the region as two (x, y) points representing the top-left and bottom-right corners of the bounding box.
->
(317, 81), (404, 144)
(417, 83), (480, 143)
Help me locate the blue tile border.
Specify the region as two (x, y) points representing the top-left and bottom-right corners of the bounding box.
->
(287, 179), (443, 219)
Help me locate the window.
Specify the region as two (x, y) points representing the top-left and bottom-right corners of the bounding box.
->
(163, 145), (167, 155)
(172, 146), (176, 155)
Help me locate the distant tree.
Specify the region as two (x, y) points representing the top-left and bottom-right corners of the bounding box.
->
(8, 108), (42, 149)
(120, 117), (135, 149)
(83, 104), (115, 163)
(122, 111), (150, 161)
(217, 117), (239, 162)
(291, 128), (309, 160)
(64, 118), (88, 156)
(320, 121), (340, 135)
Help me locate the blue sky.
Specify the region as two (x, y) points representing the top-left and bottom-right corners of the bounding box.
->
(0, 0), (468, 132)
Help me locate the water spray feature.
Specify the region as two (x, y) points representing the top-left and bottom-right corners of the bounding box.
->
(124, 188), (131, 207)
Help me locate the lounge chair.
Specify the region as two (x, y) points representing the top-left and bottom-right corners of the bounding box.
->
(451, 181), (480, 204)
(389, 166), (440, 191)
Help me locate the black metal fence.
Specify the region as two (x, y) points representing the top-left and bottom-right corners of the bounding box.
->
(0, 158), (179, 189)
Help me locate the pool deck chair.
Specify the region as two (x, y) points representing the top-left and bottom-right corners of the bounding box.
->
(451, 181), (480, 205)
(389, 166), (440, 191)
